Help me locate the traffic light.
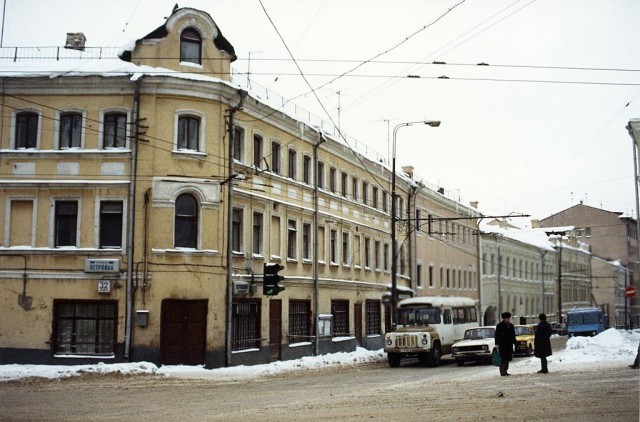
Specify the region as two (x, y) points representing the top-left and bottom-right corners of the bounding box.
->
(263, 262), (285, 296)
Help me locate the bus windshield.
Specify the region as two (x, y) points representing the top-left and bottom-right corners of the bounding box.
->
(397, 307), (441, 326)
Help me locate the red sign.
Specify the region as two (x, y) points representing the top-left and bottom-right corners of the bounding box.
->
(625, 286), (637, 299)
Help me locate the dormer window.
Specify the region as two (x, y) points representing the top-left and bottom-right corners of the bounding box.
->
(180, 27), (202, 65)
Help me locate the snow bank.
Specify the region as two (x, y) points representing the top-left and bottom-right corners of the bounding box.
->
(1, 331), (638, 382)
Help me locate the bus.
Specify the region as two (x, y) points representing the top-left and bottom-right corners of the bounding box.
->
(566, 307), (607, 337)
(384, 296), (478, 367)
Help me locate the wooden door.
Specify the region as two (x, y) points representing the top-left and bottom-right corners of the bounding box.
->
(354, 303), (363, 346)
(161, 299), (207, 365)
(269, 299), (282, 361)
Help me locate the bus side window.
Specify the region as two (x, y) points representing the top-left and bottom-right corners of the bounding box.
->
(443, 309), (452, 324)
(452, 307), (464, 324)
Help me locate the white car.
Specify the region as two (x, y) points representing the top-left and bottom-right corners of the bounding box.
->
(451, 326), (496, 366)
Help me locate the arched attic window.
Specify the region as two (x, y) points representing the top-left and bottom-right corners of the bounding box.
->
(180, 27), (202, 65)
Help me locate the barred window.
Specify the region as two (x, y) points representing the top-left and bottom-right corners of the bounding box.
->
(365, 300), (381, 335)
(331, 300), (349, 337)
(54, 300), (117, 355)
(232, 301), (260, 351)
(289, 300), (311, 344)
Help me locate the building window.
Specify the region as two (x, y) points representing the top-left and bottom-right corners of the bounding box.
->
(331, 300), (349, 337)
(303, 155), (311, 184)
(287, 219), (297, 260)
(59, 112), (82, 149)
(364, 237), (371, 269)
(342, 232), (350, 266)
(252, 211), (263, 256)
(232, 301), (260, 351)
(382, 191), (388, 213)
(317, 161), (325, 189)
(15, 112), (38, 149)
(375, 240), (381, 270)
(233, 126), (244, 162)
(232, 208), (243, 252)
(330, 229), (338, 264)
(177, 115), (200, 151)
(253, 134), (263, 169)
(352, 177), (358, 202)
(416, 209), (422, 233)
(8, 199), (34, 247)
(362, 181), (368, 205)
(330, 167), (337, 194)
(341, 171), (348, 198)
(271, 142), (281, 174)
(180, 27), (202, 64)
(302, 222), (311, 260)
(104, 112), (127, 148)
(53, 300), (117, 355)
(288, 149), (297, 180)
(429, 265), (435, 287)
(175, 194), (198, 248)
(99, 201), (123, 248)
(55, 201), (78, 247)
(289, 300), (311, 344)
(270, 215), (281, 257)
(372, 187), (379, 209)
(383, 243), (389, 271)
(417, 264), (423, 288)
(365, 300), (381, 335)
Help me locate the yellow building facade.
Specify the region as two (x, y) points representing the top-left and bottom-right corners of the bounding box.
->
(0, 7), (482, 367)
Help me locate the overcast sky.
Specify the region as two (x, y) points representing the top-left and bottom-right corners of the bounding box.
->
(3, 0), (639, 222)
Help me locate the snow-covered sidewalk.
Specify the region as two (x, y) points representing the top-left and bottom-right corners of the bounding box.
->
(1, 328), (638, 382)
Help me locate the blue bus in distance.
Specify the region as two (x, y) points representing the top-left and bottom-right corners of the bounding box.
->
(566, 308), (607, 337)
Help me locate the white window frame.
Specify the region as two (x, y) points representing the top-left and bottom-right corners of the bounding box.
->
(54, 108), (86, 150)
(93, 196), (127, 252)
(99, 108), (132, 149)
(173, 110), (206, 154)
(4, 196), (38, 247)
(49, 197), (82, 248)
(10, 108), (42, 150)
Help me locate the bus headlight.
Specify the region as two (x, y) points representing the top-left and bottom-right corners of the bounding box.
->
(421, 335), (428, 345)
(386, 338), (393, 346)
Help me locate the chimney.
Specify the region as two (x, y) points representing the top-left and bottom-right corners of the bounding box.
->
(531, 219), (540, 229)
(401, 165), (414, 179)
(65, 33), (86, 51)
(469, 201), (478, 209)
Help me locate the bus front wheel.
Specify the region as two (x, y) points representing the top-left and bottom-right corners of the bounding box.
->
(426, 343), (442, 367)
(388, 353), (401, 368)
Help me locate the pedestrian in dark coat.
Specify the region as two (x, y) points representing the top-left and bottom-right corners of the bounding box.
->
(534, 313), (552, 374)
(495, 311), (517, 376)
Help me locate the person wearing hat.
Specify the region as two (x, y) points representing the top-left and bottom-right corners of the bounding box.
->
(534, 313), (553, 374)
(495, 311), (517, 376)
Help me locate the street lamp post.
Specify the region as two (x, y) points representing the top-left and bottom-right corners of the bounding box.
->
(390, 120), (440, 328)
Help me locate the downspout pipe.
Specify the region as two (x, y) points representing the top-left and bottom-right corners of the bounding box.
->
(313, 130), (326, 356)
(124, 78), (141, 361)
(225, 89), (248, 367)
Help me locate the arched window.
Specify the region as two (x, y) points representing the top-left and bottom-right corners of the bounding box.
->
(180, 28), (202, 65)
(175, 193), (198, 248)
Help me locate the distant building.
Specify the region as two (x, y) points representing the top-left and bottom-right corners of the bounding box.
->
(537, 203), (639, 327)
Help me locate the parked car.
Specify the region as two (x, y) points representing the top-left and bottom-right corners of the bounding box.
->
(550, 322), (567, 336)
(514, 325), (535, 356)
(451, 327), (496, 366)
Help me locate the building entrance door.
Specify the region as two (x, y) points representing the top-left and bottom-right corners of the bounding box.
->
(269, 299), (282, 361)
(161, 299), (207, 365)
